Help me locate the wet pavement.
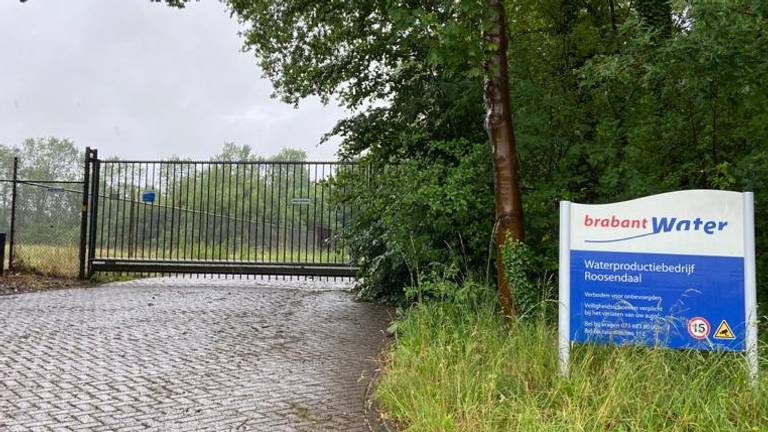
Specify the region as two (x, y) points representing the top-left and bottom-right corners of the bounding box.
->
(0, 277), (391, 431)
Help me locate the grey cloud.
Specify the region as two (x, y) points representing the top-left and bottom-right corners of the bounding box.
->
(0, 0), (345, 160)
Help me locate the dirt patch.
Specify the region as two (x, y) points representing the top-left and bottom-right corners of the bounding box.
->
(0, 272), (92, 296)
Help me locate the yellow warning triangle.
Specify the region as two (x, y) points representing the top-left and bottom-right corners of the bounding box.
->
(713, 320), (736, 340)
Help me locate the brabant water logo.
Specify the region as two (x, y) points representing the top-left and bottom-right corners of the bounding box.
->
(582, 215), (729, 243)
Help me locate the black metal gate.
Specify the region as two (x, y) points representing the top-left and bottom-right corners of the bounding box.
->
(83, 150), (359, 277)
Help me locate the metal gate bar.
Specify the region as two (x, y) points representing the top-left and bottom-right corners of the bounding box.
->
(86, 157), (359, 277)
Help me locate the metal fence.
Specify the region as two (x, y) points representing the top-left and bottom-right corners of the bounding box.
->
(0, 157), (86, 277)
(0, 150), (362, 279)
(87, 159), (361, 277)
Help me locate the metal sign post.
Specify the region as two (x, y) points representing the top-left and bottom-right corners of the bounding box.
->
(744, 192), (758, 386)
(558, 201), (571, 377)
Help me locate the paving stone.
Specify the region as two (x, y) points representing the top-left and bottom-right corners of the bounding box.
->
(0, 277), (390, 431)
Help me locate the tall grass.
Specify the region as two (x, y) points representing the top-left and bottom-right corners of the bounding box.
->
(13, 244), (79, 277)
(376, 292), (768, 431)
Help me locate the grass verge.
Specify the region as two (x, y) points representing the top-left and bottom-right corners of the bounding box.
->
(376, 293), (768, 431)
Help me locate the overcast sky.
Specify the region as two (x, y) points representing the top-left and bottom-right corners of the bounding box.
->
(0, 0), (346, 161)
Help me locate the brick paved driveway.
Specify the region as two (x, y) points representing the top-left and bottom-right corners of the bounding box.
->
(0, 277), (391, 431)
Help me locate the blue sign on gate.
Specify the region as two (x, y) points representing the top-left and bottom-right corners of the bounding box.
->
(558, 190), (758, 378)
(142, 191), (156, 203)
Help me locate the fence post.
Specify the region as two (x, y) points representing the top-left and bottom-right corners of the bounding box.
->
(8, 156), (18, 271)
(0, 232), (6, 276)
(78, 147), (92, 280)
(128, 198), (136, 259)
(87, 150), (100, 278)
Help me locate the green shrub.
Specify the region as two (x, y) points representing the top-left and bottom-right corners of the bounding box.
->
(334, 139), (495, 301)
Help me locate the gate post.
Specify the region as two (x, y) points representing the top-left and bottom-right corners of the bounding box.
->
(0, 233), (6, 276)
(78, 147), (92, 280)
(8, 156), (18, 271)
(128, 198), (136, 259)
(87, 150), (100, 278)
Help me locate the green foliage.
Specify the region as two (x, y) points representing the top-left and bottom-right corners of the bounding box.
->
(269, 148), (307, 162)
(501, 236), (540, 317)
(336, 139), (495, 301)
(15, 138), (81, 180)
(635, 0), (673, 38)
(221, 0), (768, 303)
(214, 142), (259, 161)
(377, 292), (768, 431)
(228, 0), (485, 108)
(225, 0), (496, 300)
(575, 0), (768, 295)
(405, 277), (491, 306)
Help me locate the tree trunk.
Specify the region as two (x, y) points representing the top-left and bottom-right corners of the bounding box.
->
(484, 0), (525, 320)
(608, 0), (618, 33)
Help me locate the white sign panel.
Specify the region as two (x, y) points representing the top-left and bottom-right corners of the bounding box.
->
(559, 190), (757, 383)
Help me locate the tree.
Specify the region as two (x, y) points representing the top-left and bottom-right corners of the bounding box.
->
(215, 142), (257, 161)
(164, 0), (526, 313)
(270, 148), (307, 162)
(160, 0), (768, 305)
(484, 0), (524, 318)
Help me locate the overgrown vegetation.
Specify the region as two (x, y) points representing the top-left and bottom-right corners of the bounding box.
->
(322, 0), (767, 301)
(377, 289), (768, 431)
(335, 141), (495, 301)
(167, 1), (768, 429)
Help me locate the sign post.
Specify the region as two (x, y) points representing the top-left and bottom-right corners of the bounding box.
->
(559, 190), (758, 384)
(744, 193), (758, 384)
(559, 201), (571, 376)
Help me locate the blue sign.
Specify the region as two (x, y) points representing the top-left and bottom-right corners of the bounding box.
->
(558, 190), (758, 377)
(570, 250), (744, 351)
(142, 191), (156, 203)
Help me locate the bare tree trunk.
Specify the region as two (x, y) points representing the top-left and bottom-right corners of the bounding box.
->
(484, 0), (525, 320)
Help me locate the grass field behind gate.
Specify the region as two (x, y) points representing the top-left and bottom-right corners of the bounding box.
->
(12, 244), (80, 277)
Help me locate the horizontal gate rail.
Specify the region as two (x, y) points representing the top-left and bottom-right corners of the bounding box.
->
(91, 259), (357, 277)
